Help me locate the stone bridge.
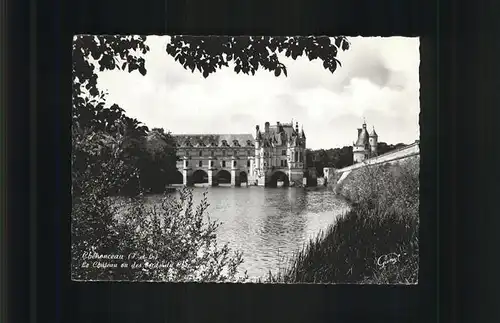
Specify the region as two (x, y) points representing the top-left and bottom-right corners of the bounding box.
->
(175, 156), (317, 187)
(324, 141), (420, 186)
(176, 156), (251, 187)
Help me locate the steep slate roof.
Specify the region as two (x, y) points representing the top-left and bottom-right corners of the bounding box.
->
(262, 123), (298, 146)
(369, 127), (378, 137)
(172, 134), (255, 147)
(355, 127), (370, 146)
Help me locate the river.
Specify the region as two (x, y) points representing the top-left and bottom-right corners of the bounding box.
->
(141, 186), (349, 279)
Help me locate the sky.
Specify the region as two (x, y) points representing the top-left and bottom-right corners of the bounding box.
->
(96, 36), (420, 150)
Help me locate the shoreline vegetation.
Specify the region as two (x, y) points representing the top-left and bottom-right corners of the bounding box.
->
(262, 157), (419, 284)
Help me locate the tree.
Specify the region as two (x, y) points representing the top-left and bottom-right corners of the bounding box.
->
(166, 36), (350, 78)
(73, 35), (350, 102)
(138, 129), (179, 193)
(377, 142), (407, 156)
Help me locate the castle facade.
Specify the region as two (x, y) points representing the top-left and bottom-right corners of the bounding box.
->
(172, 121), (315, 187)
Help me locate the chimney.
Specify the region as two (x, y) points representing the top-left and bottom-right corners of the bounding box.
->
(265, 122), (270, 133)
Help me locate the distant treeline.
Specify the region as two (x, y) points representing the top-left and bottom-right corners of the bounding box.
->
(306, 142), (407, 177)
(72, 100), (180, 197)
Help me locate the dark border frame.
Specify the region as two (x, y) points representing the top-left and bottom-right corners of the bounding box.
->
(7, 0), (474, 321)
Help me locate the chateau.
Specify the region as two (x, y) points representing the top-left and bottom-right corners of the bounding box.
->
(352, 120), (378, 163)
(172, 121), (316, 187)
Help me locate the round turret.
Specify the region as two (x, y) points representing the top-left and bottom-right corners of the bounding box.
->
(369, 126), (378, 155)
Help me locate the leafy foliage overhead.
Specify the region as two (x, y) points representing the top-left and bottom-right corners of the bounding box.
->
(166, 36), (350, 78)
(73, 35), (150, 98)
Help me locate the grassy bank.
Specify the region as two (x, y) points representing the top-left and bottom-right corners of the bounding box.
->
(265, 157), (419, 284)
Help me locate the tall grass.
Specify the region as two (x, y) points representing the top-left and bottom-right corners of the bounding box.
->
(265, 157), (419, 284)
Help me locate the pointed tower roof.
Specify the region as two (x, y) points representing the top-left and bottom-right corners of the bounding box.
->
(355, 128), (370, 146)
(369, 126), (378, 137)
(301, 126), (306, 139)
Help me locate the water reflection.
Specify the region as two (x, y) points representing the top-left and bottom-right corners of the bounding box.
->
(143, 186), (349, 278)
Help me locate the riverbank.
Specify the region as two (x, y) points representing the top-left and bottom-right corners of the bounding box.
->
(264, 157), (419, 284)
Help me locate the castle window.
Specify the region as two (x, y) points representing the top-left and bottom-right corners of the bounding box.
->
(233, 160), (237, 167)
(199, 160), (202, 167)
(234, 150), (237, 156)
(280, 160), (284, 167)
(247, 160), (251, 167)
(211, 151), (214, 157)
(284, 160), (288, 167)
(199, 151), (202, 157)
(222, 161), (226, 167)
(282, 150), (286, 156)
(264, 163), (267, 167)
(222, 150), (226, 157)
(295, 151), (298, 162)
(210, 161), (214, 167)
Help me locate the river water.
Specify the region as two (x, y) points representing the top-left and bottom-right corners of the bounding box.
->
(141, 186), (349, 279)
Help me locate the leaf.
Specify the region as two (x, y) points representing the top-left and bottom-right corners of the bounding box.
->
(274, 67), (281, 77)
(139, 65), (147, 76)
(342, 40), (350, 51)
(121, 62), (127, 70)
(203, 70), (209, 78)
(282, 66), (287, 77)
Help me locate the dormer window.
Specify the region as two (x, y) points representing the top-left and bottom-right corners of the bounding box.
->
(221, 140), (229, 147)
(233, 140), (240, 147)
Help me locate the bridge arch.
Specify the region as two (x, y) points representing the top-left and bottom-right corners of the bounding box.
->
(239, 171), (248, 183)
(215, 169), (231, 184)
(171, 170), (183, 184)
(192, 169), (208, 184)
(269, 170), (290, 188)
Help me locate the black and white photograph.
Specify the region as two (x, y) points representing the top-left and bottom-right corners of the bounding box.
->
(72, 35), (420, 284)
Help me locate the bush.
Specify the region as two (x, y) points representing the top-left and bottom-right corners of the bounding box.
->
(71, 127), (247, 282)
(266, 158), (419, 284)
(110, 188), (248, 282)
